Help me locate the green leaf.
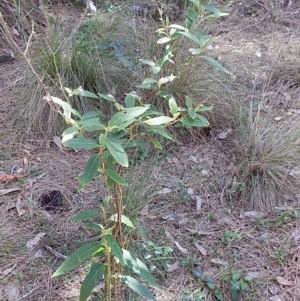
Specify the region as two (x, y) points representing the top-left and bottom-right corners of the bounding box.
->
(84, 223), (104, 232)
(214, 288), (224, 301)
(80, 263), (105, 301)
(73, 88), (99, 99)
(168, 24), (187, 31)
(204, 56), (229, 74)
(98, 94), (115, 102)
(142, 124), (174, 140)
(79, 154), (100, 188)
(122, 276), (156, 301)
(52, 241), (100, 277)
(180, 116), (209, 127)
(190, 267), (203, 278)
(139, 59), (156, 67)
(158, 75), (176, 85)
(105, 138), (128, 167)
(200, 35), (212, 47)
(157, 37), (171, 44)
(63, 138), (99, 150)
(105, 168), (128, 186)
(204, 275), (216, 290)
(168, 97), (178, 115)
(126, 106), (150, 118)
(151, 65), (161, 74)
(78, 118), (105, 131)
(186, 7), (198, 22)
(144, 116), (173, 126)
(203, 4), (229, 17)
(105, 235), (124, 263)
(189, 48), (203, 55)
(109, 214), (135, 228)
(231, 280), (240, 290)
(44, 96), (73, 119)
(177, 31), (201, 45)
(62, 127), (79, 143)
(188, 108), (197, 119)
(148, 136), (162, 149)
(64, 87), (73, 95)
(125, 94), (136, 108)
(122, 249), (156, 287)
(82, 111), (101, 120)
(185, 96), (193, 108)
(143, 78), (158, 84)
(108, 112), (136, 128)
(62, 127), (78, 136)
(195, 105), (213, 112)
(136, 83), (153, 89)
(72, 210), (101, 222)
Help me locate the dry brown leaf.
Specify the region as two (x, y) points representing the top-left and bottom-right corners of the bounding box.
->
(167, 261), (179, 272)
(23, 149), (31, 156)
(0, 173), (12, 181)
(247, 271), (262, 279)
(194, 241), (206, 256)
(16, 195), (25, 216)
(217, 248), (224, 257)
(189, 155), (199, 163)
(175, 241), (189, 255)
(269, 296), (282, 301)
(195, 195), (202, 212)
(36, 157), (42, 162)
(276, 276), (294, 286)
(16, 168), (23, 174)
(0, 174), (14, 182)
(12, 28), (20, 36)
(53, 136), (64, 152)
(26, 233), (45, 249)
(148, 215), (159, 220)
(23, 157), (29, 166)
(33, 249), (43, 259)
(4, 282), (20, 301)
(0, 187), (21, 197)
(210, 258), (228, 266)
(156, 188), (171, 194)
(140, 205), (149, 216)
(0, 268), (14, 279)
(165, 230), (175, 244)
(242, 211), (266, 218)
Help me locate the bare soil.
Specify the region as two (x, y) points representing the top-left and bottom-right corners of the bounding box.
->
(1, 1), (300, 301)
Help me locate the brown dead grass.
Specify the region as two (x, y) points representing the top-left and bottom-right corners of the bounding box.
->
(1, 1), (300, 301)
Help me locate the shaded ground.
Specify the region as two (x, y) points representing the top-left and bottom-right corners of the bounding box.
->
(1, 1), (300, 301)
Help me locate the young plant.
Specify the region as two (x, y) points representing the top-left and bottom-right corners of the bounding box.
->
(45, 84), (210, 301)
(269, 235), (290, 266)
(140, 241), (174, 274)
(137, 0), (229, 113)
(228, 270), (252, 301)
(221, 230), (242, 243)
(180, 258), (223, 301)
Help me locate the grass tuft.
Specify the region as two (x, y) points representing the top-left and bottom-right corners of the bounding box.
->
(230, 109), (300, 211)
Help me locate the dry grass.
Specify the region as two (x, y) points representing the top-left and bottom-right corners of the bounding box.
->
(1, 1), (300, 301)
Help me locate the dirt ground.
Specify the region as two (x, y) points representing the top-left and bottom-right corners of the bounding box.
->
(1, 1), (300, 301)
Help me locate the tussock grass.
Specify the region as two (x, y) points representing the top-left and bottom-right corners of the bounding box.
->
(0, 0), (46, 47)
(123, 150), (160, 218)
(21, 12), (154, 135)
(228, 107), (300, 211)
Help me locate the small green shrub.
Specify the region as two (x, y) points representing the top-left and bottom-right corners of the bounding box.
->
(47, 81), (210, 300)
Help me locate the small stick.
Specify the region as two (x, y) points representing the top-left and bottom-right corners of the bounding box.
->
(43, 243), (68, 260)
